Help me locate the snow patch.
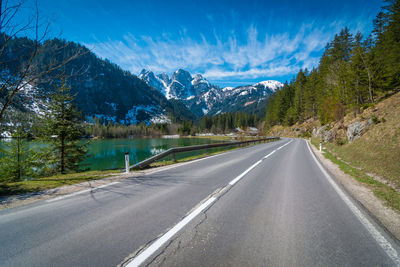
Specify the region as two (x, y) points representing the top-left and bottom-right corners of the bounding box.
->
(254, 80), (283, 92)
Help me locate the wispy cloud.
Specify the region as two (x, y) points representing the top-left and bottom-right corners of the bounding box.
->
(84, 19), (368, 82)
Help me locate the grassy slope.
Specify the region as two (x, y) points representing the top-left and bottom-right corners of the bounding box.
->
(267, 92), (400, 212)
(311, 138), (400, 212)
(326, 92), (400, 189)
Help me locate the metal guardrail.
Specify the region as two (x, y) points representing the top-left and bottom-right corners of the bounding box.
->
(128, 137), (280, 171)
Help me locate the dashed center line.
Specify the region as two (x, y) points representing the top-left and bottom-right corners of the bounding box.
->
(123, 139), (293, 266)
(125, 197), (217, 267)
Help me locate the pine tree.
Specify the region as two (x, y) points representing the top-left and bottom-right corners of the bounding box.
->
(0, 127), (35, 182)
(39, 82), (88, 174)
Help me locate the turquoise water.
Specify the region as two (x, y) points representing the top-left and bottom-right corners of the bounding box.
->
(84, 138), (227, 170)
(0, 137), (229, 171)
(83, 138), (229, 170)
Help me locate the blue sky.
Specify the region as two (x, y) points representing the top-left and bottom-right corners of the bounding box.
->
(16, 0), (383, 87)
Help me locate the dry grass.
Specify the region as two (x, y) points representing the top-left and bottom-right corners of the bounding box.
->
(326, 92), (400, 189)
(311, 138), (400, 212)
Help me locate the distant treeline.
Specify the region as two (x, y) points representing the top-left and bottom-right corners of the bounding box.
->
(86, 121), (170, 138)
(265, 0), (400, 128)
(198, 112), (260, 134)
(85, 112), (261, 138)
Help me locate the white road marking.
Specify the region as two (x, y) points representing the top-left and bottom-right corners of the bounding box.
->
(264, 150), (276, 159)
(145, 139), (287, 175)
(306, 140), (400, 265)
(146, 152), (227, 175)
(229, 160), (262, 186)
(276, 139), (293, 150)
(124, 141), (290, 266)
(46, 181), (120, 202)
(47, 140), (283, 203)
(125, 196), (217, 267)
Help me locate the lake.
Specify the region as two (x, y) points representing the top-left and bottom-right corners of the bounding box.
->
(84, 137), (229, 170)
(0, 137), (229, 171)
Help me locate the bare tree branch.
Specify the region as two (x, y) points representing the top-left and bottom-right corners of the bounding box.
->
(0, 0), (87, 122)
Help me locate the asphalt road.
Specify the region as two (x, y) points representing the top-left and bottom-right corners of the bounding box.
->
(0, 138), (399, 266)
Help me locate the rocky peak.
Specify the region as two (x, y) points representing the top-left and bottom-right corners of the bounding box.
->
(138, 69), (166, 95)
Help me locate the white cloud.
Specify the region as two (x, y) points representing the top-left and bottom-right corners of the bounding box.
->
(84, 21), (360, 81)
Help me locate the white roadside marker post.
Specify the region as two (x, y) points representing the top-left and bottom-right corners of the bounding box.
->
(319, 142), (322, 152)
(125, 152), (130, 173)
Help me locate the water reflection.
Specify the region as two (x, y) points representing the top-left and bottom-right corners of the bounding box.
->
(0, 138), (227, 171)
(83, 138), (224, 170)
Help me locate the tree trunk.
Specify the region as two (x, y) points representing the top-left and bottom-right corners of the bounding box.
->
(367, 70), (374, 102)
(17, 136), (21, 180)
(61, 135), (65, 174)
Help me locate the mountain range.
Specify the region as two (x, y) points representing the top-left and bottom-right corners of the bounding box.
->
(139, 69), (283, 117)
(1, 36), (282, 126)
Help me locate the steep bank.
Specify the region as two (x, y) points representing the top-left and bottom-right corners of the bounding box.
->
(267, 91), (400, 213)
(268, 91), (400, 189)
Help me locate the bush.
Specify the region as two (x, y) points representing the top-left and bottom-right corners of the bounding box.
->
(372, 115), (380, 124)
(335, 138), (347, 146)
(301, 131), (312, 138)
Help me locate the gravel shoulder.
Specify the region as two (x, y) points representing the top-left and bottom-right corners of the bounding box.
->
(308, 139), (400, 241)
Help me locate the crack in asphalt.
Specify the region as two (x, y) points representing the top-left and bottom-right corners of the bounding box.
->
(120, 145), (280, 266)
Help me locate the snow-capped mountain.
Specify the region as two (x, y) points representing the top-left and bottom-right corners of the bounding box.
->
(188, 80), (282, 116)
(139, 69), (215, 100)
(139, 68), (283, 117)
(138, 69), (169, 96)
(253, 80), (282, 92)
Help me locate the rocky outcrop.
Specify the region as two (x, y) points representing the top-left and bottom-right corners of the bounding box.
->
(324, 129), (335, 142)
(346, 122), (365, 142)
(313, 125), (329, 139)
(313, 123), (347, 144)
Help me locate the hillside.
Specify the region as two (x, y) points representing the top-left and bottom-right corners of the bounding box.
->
(326, 92), (400, 190)
(264, 0), (400, 196)
(0, 37), (194, 126)
(268, 91), (400, 192)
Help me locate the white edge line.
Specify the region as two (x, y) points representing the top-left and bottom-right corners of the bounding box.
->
(305, 140), (400, 265)
(126, 196), (217, 267)
(125, 141), (287, 266)
(46, 181), (120, 202)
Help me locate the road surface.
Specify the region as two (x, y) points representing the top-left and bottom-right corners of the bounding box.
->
(0, 138), (399, 266)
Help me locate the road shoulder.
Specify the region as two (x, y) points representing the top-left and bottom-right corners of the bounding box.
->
(307, 139), (400, 241)
(0, 145), (253, 210)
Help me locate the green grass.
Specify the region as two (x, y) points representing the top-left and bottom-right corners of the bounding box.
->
(0, 139), (277, 198)
(0, 170), (117, 198)
(311, 137), (400, 212)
